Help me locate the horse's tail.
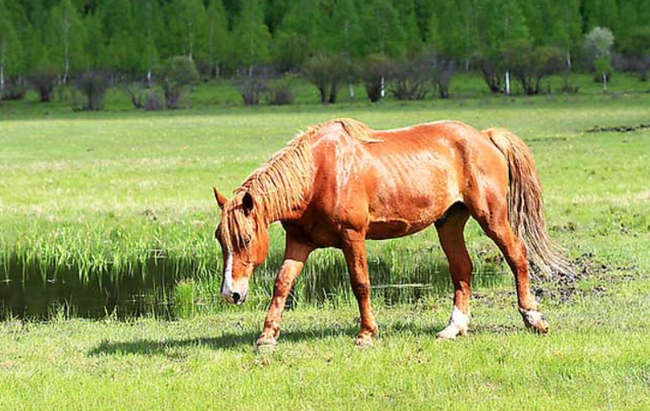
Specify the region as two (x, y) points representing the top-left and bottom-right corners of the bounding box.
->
(483, 128), (574, 280)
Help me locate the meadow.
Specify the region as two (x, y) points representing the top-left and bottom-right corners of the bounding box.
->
(1, 73), (649, 409)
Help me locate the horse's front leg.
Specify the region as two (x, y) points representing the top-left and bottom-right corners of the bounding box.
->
(257, 236), (313, 349)
(342, 230), (378, 347)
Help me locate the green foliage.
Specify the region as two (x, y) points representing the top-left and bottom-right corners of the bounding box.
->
(206, 0), (230, 76)
(361, 0), (407, 59)
(231, 0), (270, 69)
(0, 1), (22, 85)
(46, 0), (87, 81)
(165, 0), (208, 62)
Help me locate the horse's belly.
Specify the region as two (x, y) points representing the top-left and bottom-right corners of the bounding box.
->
(367, 217), (434, 240)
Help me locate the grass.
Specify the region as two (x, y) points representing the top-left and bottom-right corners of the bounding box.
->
(1, 72), (650, 409)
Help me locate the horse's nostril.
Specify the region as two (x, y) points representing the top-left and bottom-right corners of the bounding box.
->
(231, 292), (241, 304)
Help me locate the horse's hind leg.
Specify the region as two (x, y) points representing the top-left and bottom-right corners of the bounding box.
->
(473, 202), (549, 333)
(435, 206), (472, 340)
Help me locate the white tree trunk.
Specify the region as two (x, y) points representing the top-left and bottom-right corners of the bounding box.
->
(602, 72), (607, 93)
(349, 83), (354, 100)
(0, 44), (5, 93)
(566, 51), (572, 70)
(380, 76), (385, 98)
(505, 70), (511, 95)
(0, 62), (4, 94)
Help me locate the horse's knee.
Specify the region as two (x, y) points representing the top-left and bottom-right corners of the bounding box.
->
(352, 281), (371, 299)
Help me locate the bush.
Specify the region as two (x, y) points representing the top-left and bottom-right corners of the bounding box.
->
(75, 71), (109, 111)
(360, 53), (393, 103)
(144, 91), (163, 111)
(1, 81), (27, 101)
(160, 56), (199, 109)
(29, 67), (59, 102)
(390, 59), (429, 101)
(473, 51), (504, 93)
(265, 76), (295, 105)
(433, 58), (455, 99)
(304, 53), (354, 104)
(123, 83), (145, 109)
(503, 42), (563, 95)
(236, 72), (268, 106)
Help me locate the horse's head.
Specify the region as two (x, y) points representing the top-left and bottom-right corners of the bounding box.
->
(213, 187), (269, 305)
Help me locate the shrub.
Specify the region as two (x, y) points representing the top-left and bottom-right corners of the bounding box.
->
(1, 81), (27, 101)
(433, 58), (455, 99)
(144, 91), (163, 111)
(75, 71), (109, 111)
(160, 56), (199, 109)
(503, 42), (563, 95)
(360, 53), (393, 103)
(236, 73), (267, 106)
(304, 53), (353, 104)
(265, 76), (294, 105)
(390, 60), (430, 101)
(29, 67), (59, 102)
(123, 83), (145, 109)
(473, 51), (504, 93)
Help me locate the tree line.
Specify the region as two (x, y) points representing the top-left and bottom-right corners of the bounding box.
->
(1, 0), (649, 106)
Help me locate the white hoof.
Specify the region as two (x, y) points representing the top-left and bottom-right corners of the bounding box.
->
(437, 306), (469, 340)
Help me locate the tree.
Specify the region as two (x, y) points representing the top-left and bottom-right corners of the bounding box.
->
(0, 1), (21, 93)
(166, 0), (208, 62)
(326, 0), (362, 57)
(478, 0), (531, 94)
(584, 27), (615, 92)
(133, 0), (164, 82)
(46, 0), (87, 83)
(276, 0), (324, 54)
(360, 0), (407, 59)
(392, 0), (422, 55)
(620, 26), (650, 81)
(84, 13), (107, 70)
(232, 0), (270, 75)
(160, 56), (199, 109)
(206, 0), (230, 77)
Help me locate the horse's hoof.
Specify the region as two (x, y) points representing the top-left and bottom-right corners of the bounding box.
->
(255, 336), (278, 354)
(520, 309), (549, 334)
(355, 334), (373, 348)
(436, 323), (467, 340)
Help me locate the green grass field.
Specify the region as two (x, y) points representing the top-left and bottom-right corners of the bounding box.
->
(1, 74), (650, 409)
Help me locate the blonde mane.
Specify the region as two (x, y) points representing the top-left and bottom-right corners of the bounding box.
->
(221, 118), (377, 250)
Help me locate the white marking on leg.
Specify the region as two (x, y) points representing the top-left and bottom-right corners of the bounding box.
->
(437, 305), (469, 340)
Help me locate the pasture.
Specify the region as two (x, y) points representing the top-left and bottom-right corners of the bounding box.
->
(1, 80), (650, 409)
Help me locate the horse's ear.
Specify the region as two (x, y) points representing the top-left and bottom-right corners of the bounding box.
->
(213, 187), (228, 210)
(242, 192), (254, 216)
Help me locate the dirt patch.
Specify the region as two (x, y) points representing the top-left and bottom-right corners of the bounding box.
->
(586, 123), (650, 133)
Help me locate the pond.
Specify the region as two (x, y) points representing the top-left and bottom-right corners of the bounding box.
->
(0, 251), (508, 320)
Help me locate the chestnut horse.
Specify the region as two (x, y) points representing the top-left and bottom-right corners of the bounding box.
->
(213, 118), (571, 348)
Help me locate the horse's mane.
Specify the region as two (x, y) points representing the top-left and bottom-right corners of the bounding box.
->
(221, 118), (376, 250)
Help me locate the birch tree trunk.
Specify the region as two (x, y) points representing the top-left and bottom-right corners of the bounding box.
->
(505, 70), (511, 95)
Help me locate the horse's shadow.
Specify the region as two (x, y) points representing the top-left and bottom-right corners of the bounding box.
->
(87, 320), (523, 357)
(87, 325), (362, 357)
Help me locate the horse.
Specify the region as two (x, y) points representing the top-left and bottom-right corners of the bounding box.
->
(212, 118), (572, 348)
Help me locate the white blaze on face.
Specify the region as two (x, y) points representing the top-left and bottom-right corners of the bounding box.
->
(222, 249), (234, 298)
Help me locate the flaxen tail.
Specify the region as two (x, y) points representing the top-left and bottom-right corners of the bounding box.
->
(483, 128), (574, 280)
